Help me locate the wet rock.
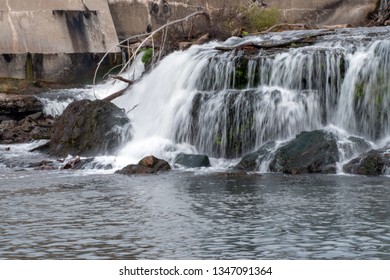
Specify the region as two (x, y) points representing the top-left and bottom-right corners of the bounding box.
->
(338, 136), (372, 159)
(0, 93), (47, 142)
(234, 141), (276, 171)
(210, 170), (255, 178)
(174, 153), (211, 168)
(30, 160), (56, 171)
(49, 99), (131, 157)
(0, 93), (43, 119)
(0, 112), (54, 144)
(343, 150), (390, 175)
(69, 158), (113, 170)
(116, 155), (171, 175)
(269, 130), (339, 174)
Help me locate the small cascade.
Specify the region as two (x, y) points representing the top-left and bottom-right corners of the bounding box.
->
(112, 27), (389, 168)
(36, 53), (145, 117)
(380, 0), (389, 11)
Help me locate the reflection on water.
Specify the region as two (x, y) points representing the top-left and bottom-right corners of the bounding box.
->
(0, 171), (389, 259)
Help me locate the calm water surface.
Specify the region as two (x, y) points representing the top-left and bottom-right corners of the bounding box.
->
(0, 169), (389, 259)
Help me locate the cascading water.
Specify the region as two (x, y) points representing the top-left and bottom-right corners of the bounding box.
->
(111, 27), (389, 169)
(380, 0), (389, 11)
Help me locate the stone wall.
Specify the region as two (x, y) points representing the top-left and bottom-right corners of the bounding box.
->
(107, 0), (242, 38)
(107, 0), (378, 39)
(267, 0), (378, 25)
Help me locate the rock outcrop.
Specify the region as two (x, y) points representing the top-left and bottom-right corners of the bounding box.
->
(343, 149), (390, 175)
(0, 93), (43, 118)
(0, 93), (54, 144)
(269, 130), (339, 174)
(49, 99), (131, 157)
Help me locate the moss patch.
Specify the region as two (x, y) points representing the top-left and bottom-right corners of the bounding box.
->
(141, 48), (154, 64)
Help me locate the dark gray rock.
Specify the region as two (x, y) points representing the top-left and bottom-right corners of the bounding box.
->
(343, 150), (390, 175)
(337, 136), (372, 160)
(269, 130), (339, 174)
(0, 93), (43, 118)
(174, 153), (211, 168)
(116, 155), (171, 175)
(234, 141), (276, 171)
(49, 99), (131, 157)
(0, 112), (54, 144)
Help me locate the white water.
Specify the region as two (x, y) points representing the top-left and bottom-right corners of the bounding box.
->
(381, 0), (389, 11)
(38, 27), (390, 171)
(37, 53), (145, 117)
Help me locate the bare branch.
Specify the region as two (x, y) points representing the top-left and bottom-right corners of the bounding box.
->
(93, 11), (211, 100)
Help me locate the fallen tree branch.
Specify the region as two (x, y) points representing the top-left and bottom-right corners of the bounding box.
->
(109, 75), (134, 85)
(102, 85), (131, 102)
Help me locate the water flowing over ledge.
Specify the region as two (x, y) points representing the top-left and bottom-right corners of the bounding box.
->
(16, 26), (390, 173)
(105, 27), (389, 170)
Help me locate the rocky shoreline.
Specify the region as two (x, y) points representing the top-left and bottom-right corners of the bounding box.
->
(0, 93), (55, 144)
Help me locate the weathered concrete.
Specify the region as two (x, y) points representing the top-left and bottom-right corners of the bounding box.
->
(0, 0), (118, 54)
(0, 0), (120, 84)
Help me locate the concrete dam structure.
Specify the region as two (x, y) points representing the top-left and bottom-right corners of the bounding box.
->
(0, 0), (380, 84)
(0, 0), (120, 84)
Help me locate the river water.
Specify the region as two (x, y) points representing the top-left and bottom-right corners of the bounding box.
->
(1, 165), (389, 260)
(1, 26), (390, 259)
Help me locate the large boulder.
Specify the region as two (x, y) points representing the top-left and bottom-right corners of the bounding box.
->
(49, 99), (131, 157)
(343, 150), (390, 175)
(116, 155), (171, 175)
(269, 130), (339, 174)
(174, 153), (211, 168)
(234, 141), (276, 171)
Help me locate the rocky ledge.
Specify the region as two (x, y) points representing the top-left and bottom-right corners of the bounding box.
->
(0, 93), (54, 144)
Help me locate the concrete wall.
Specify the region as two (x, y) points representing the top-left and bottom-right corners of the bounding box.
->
(0, 0), (119, 54)
(0, 0), (120, 83)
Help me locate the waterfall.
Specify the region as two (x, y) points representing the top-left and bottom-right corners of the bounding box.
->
(381, 0), (389, 10)
(112, 27), (389, 163)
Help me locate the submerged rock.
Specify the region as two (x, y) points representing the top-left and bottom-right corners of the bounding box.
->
(269, 130), (339, 174)
(343, 150), (390, 175)
(116, 155), (171, 175)
(174, 153), (211, 168)
(49, 99), (131, 157)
